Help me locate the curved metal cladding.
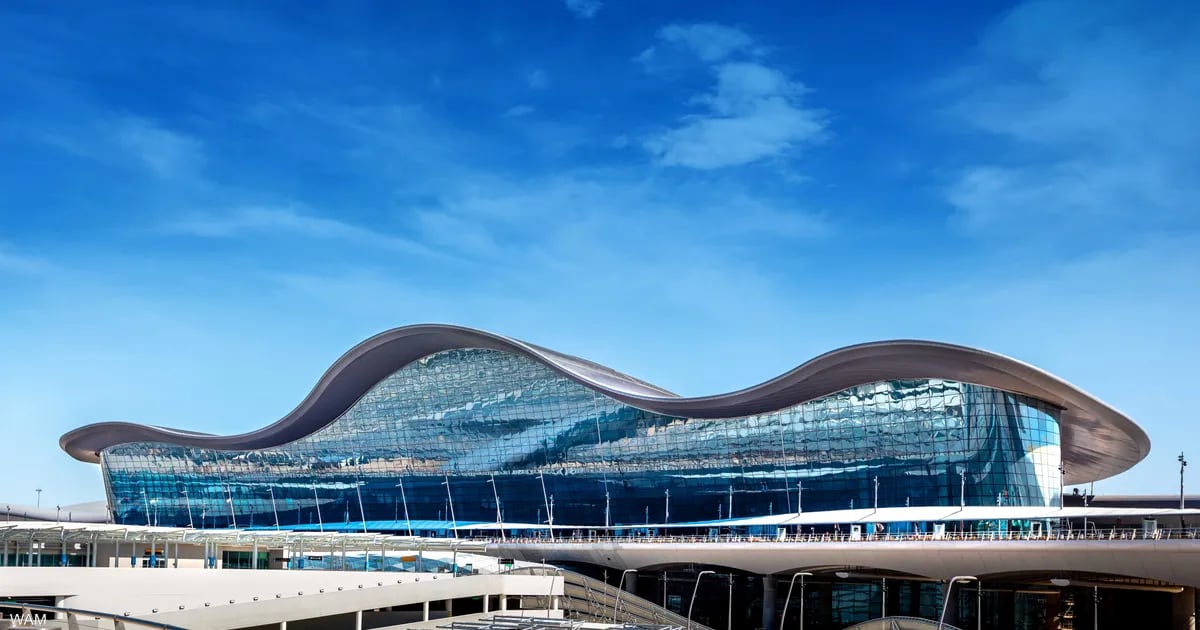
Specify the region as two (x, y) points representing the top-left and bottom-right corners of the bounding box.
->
(59, 324), (1149, 529)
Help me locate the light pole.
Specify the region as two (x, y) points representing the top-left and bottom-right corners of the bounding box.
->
(544, 565), (563, 612)
(665, 489), (671, 524)
(687, 570), (715, 630)
(976, 580), (982, 630)
(797, 481), (803, 514)
(613, 569), (637, 623)
(781, 571), (812, 630)
(874, 476), (880, 511)
(938, 576), (976, 630)
(1180, 452), (1188, 510)
(35, 488), (42, 508)
(727, 574), (733, 630)
(487, 473), (505, 540)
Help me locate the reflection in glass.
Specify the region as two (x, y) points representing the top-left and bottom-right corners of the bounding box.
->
(102, 348), (1061, 529)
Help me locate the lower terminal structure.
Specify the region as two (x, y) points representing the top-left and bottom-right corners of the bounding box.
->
(39, 324), (1197, 628)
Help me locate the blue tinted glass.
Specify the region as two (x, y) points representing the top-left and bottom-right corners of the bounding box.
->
(102, 348), (1062, 528)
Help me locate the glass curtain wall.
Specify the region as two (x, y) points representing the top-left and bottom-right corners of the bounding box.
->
(101, 348), (1062, 529)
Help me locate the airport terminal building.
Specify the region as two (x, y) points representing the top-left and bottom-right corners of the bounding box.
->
(48, 324), (1200, 630)
(60, 324), (1147, 532)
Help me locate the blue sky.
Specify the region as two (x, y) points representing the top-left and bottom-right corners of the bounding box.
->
(1, 0), (1197, 506)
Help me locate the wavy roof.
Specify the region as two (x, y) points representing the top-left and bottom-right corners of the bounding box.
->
(59, 324), (1150, 483)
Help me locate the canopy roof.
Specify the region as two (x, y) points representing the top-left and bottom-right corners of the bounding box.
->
(60, 324), (1150, 483)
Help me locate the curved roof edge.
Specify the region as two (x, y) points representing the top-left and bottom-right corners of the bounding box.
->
(59, 323), (1150, 484)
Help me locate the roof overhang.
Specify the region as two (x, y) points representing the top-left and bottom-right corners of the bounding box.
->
(59, 324), (1150, 483)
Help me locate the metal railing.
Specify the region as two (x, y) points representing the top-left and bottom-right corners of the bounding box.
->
(0, 601), (187, 630)
(486, 527), (1200, 545)
(502, 566), (712, 630)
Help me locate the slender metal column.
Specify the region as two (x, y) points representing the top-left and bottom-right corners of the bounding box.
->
(396, 480), (413, 537)
(182, 489), (194, 528)
(488, 473), (505, 540)
(312, 483), (324, 533)
(442, 473), (458, 538)
(269, 486), (281, 531)
(538, 472), (553, 540)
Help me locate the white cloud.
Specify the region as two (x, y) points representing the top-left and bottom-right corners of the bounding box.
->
(162, 206), (436, 256)
(113, 117), (204, 178)
(504, 104), (535, 118)
(564, 0), (601, 19)
(644, 62), (827, 169)
(33, 116), (204, 180)
(526, 69), (549, 90)
(653, 23), (754, 62)
(0, 243), (47, 275)
(942, 0), (1200, 235)
(407, 174), (829, 265)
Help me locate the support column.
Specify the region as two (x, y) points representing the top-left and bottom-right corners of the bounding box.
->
(500, 595), (508, 611)
(483, 594), (490, 613)
(943, 582), (962, 629)
(624, 573), (638, 596)
(447, 598), (454, 617)
(280, 622), (287, 630)
(354, 609), (362, 630)
(762, 575), (778, 630)
(1171, 587), (1197, 630)
(422, 601), (430, 621)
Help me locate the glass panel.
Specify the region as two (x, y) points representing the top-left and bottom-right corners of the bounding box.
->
(101, 348), (1062, 528)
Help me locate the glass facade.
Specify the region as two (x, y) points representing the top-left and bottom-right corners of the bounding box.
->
(101, 348), (1062, 529)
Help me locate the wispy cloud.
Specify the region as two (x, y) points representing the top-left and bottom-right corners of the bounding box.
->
(113, 117), (205, 178)
(504, 104), (536, 118)
(941, 1), (1200, 237)
(0, 243), (48, 275)
(644, 57), (827, 169)
(526, 69), (549, 90)
(638, 23), (757, 65)
(35, 116), (205, 180)
(407, 174), (830, 277)
(564, 0), (601, 19)
(162, 206), (436, 256)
